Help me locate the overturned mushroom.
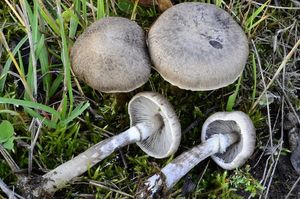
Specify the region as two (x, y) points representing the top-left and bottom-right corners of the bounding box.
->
(137, 111), (255, 197)
(71, 17), (151, 93)
(29, 92), (181, 198)
(148, 3), (249, 91)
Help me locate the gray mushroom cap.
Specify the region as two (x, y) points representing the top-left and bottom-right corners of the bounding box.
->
(148, 3), (249, 91)
(129, 92), (181, 158)
(71, 17), (151, 93)
(201, 111), (256, 170)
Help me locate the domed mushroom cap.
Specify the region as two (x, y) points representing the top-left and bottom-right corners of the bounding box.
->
(148, 3), (249, 91)
(201, 111), (256, 170)
(71, 17), (151, 93)
(129, 92), (181, 158)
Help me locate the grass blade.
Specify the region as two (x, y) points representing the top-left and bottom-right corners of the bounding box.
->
(0, 31), (34, 100)
(24, 107), (57, 128)
(82, 0), (88, 24)
(4, 0), (26, 27)
(97, 0), (105, 19)
(36, 0), (60, 35)
(0, 35), (28, 92)
(226, 74), (243, 112)
(245, 0), (270, 33)
(56, 1), (74, 115)
(49, 74), (64, 99)
(21, 0), (38, 98)
(61, 102), (89, 125)
(0, 97), (61, 119)
(69, 0), (81, 39)
(36, 34), (51, 101)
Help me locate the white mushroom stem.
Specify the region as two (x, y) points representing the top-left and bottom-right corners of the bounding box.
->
(139, 132), (238, 197)
(32, 118), (163, 197)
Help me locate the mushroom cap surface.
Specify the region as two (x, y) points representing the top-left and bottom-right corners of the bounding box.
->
(129, 92), (181, 158)
(71, 17), (151, 93)
(148, 3), (249, 91)
(201, 111), (256, 170)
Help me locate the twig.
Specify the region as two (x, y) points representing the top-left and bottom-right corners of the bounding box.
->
(85, 1), (97, 11)
(250, 39), (300, 112)
(182, 118), (201, 135)
(3, 0), (26, 26)
(194, 160), (210, 195)
(276, 79), (300, 126)
(245, 0), (300, 10)
(88, 0), (96, 21)
(77, 117), (114, 137)
(258, 109), (282, 199)
(28, 119), (43, 175)
(253, 139), (270, 168)
(89, 180), (134, 198)
(251, 39), (274, 151)
(273, 22), (297, 54)
(71, 193), (95, 198)
(0, 31), (34, 101)
(285, 176), (300, 199)
(259, 147), (274, 192)
(0, 145), (20, 173)
(19, 0), (38, 98)
(0, 178), (16, 199)
(263, 141), (283, 199)
(258, 154), (271, 186)
(118, 148), (128, 169)
(0, 178), (24, 199)
(70, 69), (85, 96)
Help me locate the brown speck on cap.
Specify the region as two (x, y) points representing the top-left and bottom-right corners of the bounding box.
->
(148, 3), (249, 91)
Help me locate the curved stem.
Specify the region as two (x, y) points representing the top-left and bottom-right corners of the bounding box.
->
(32, 122), (155, 197)
(138, 133), (238, 198)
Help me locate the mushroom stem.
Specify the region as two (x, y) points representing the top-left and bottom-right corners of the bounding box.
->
(138, 132), (239, 197)
(32, 121), (162, 197)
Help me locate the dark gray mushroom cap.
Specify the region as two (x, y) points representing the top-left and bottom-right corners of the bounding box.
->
(291, 140), (300, 174)
(201, 111), (256, 170)
(71, 17), (151, 93)
(129, 92), (181, 158)
(148, 3), (249, 91)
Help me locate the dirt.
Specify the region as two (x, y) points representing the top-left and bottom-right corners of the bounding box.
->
(251, 147), (300, 198)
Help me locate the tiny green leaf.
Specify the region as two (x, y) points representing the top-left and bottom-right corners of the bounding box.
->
(3, 137), (14, 150)
(0, 120), (14, 143)
(117, 0), (134, 14)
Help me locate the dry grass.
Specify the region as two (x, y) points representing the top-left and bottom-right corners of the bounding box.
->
(0, 0), (299, 198)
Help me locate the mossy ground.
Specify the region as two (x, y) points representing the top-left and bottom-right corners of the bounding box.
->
(0, 0), (299, 198)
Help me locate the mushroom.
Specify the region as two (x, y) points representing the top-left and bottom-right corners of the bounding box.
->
(147, 2), (249, 91)
(284, 112), (300, 173)
(71, 17), (151, 93)
(137, 111), (255, 197)
(30, 92), (181, 197)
